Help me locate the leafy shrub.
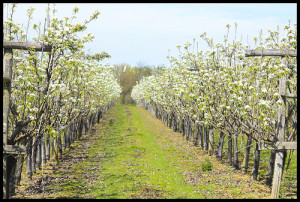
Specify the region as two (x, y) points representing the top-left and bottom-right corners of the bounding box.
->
(201, 158), (213, 172)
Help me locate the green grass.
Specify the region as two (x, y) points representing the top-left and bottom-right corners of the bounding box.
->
(87, 104), (204, 199)
(12, 104), (295, 199)
(185, 121), (297, 199)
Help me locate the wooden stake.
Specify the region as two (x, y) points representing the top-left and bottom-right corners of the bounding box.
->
(3, 48), (13, 199)
(271, 70), (287, 199)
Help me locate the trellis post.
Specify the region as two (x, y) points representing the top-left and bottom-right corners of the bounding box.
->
(2, 41), (52, 199)
(272, 70), (287, 199)
(3, 47), (13, 199)
(245, 48), (297, 199)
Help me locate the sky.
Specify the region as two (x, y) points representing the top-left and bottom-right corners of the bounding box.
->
(3, 3), (297, 67)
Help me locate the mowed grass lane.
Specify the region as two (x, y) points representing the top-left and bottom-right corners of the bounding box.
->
(12, 104), (271, 199)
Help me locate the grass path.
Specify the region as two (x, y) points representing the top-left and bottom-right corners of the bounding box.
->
(12, 104), (272, 199)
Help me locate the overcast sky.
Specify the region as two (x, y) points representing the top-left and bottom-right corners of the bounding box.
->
(3, 3), (297, 67)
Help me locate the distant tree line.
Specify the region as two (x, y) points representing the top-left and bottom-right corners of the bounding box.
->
(113, 63), (163, 105)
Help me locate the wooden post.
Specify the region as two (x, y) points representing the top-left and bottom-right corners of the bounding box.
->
(271, 62), (287, 198)
(245, 49), (297, 198)
(3, 48), (13, 199)
(3, 41), (52, 198)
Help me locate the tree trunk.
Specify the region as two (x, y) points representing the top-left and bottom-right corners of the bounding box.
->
(190, 119), (195, 142)
(32, 136), (37, 173)
(68, 125), (72, 149)
(36, 137), (41, 169)
(7, 155), (17, 197)
(14, 138), (26, 186)
(78, 119), (83, 139)
(172, 114), (175, 132)
(233, 132), (239, 170)
(51, 135), (55, 156)
(241, 134), (252, 174)
(265, 149), (276, 186)
(14, 153), (24, 186)
(74, 121), (77, 141)
(72, 122), (76, 142)
(172, 114), (177, 132)
(63, 128), (68, 150)
(265, 135), (286, 186)
(98, 111), (102, 123)
(69, 123), (73, 145)
(208, 127), (214, 156)
(199, 125), (204, 149)
(186, 119), (190, 140)
(181, 119), (185, 137)
(53, 137), (59, 163)
(74, 121), (78, 140)
(194, 123), (199, 146)
(91, 113), (95, 127)
(251, 141), (261, 180)
(85, 119), (89, 134)
(168, 112), (172, 128)
(204, 126), (209, 152)
(226, 132), (233, 166)
(186, 118), (191, 141)
(203, 126), (207, 151)
(58, 135), (63, 156)
(164, 112), (168, 126)
(216, 131), (225, 161)
(42, 134), (46, 164)
(46, 133), (50, 161)
(26, 138), (33, 180)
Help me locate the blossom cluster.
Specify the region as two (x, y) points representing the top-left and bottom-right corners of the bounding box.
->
(132, 22), (297, 140)
(4, 4), (122, 139)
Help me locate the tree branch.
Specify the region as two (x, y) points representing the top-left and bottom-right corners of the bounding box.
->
(9, 119), (32, 145)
